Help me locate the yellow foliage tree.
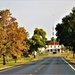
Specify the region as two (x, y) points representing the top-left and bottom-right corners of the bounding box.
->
(0, 9), (29, 64)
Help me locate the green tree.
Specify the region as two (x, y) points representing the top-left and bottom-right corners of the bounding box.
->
(55, 7), (75, 57)
(28, 28), (47, 54)
(46, 40), (51, 45)
(50, 37), (56, 42)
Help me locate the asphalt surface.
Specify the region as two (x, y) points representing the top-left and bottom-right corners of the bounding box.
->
(0, 57), (75, 75)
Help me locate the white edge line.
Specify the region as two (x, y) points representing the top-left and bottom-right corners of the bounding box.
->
(62, 57), (75, 71)
(0, 65), (22, 73)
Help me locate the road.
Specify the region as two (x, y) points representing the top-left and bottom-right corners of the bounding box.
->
(0, 57), (75, 75)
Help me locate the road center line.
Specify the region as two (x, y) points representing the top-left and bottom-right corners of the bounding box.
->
(62, 57), (75, 71)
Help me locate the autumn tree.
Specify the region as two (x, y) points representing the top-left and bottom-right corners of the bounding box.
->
(0, 9), (29, 64)
(0, 9), (11, 65)
(6, 22), (29, 62)
(0, 29), (8, 65)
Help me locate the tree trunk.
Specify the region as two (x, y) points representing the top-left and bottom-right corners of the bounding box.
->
(73, 46), (75, 57)
(14, 56), (17, 63)
(73, 51), (75, 57)
(34, 55), (35, 58)
(15, 58), (17, 63)
(3, 54), (6, 65)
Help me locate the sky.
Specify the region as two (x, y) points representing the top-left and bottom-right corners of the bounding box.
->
(0, 0), (75, 40)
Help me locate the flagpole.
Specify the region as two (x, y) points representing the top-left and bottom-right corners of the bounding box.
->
(52, 15), (55, 45)
(52, 15), (55, 52)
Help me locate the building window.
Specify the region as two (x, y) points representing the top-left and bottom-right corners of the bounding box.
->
(51, 49), (52, 52)
(51, 46), (52, 48)
(54, 46), (56, 48)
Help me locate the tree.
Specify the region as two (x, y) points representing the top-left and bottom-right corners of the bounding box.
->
(0, 9), (29, 64)
(17, 27), (30, 58)
(55, 7), (75, 57)
(0, 9), (11, 65)
(46, 40), (51, 45)
(0, 29), (8, 65)
(50, 37), (56, 42)
(7, 25), (29, 62)
(28, 28), (47, 54)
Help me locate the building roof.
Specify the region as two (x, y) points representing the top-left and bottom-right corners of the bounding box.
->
(48, 41), (59, 45)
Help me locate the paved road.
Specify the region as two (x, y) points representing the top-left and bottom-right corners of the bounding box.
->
(0, 57), (75, 75)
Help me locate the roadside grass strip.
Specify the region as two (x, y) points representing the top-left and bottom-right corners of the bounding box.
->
(0, 53), (50, 70)
(62, 57), (75, 71)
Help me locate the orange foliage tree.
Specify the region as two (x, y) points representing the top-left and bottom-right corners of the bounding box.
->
(0, 9), (29, 64)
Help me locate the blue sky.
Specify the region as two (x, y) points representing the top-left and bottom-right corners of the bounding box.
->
(0, 0), (75, 40)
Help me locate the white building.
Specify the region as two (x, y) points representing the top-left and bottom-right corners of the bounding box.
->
(38, 42), (64, 54)
(46, 42), (62, 53)
(38, 47), (46, 53)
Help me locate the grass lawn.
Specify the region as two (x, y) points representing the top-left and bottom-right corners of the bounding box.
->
(57, 51), (75, 64)
(64, 52), (75, 64)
